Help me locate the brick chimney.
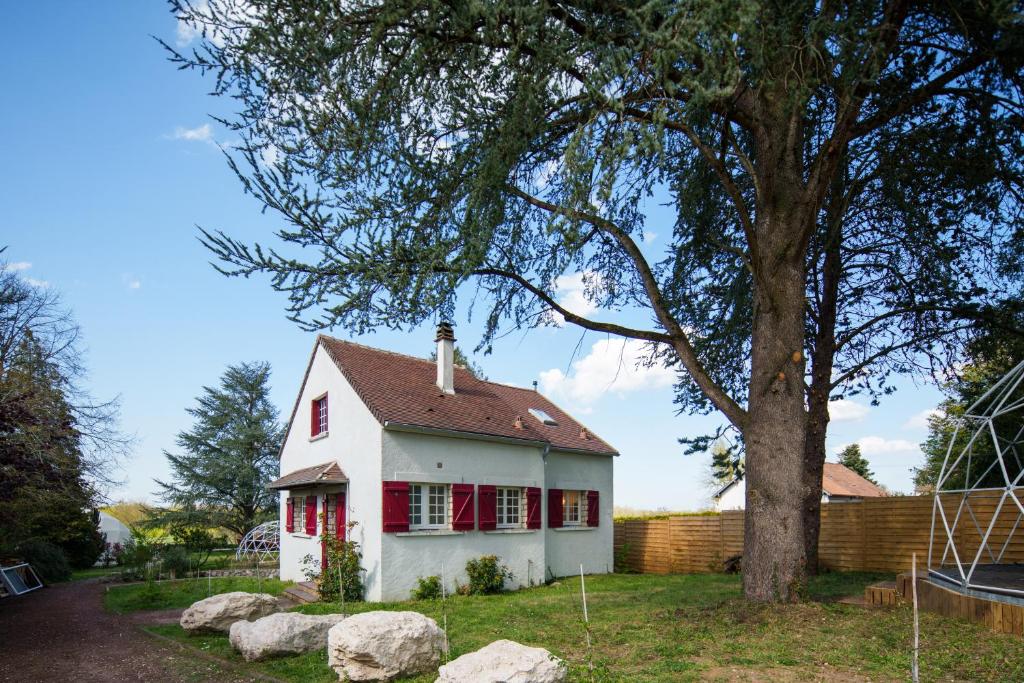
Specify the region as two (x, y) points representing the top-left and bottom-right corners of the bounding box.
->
(435, 322), (456, 394)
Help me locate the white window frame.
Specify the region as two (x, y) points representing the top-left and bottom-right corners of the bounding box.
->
(563, 490), (583, 526)
(409, 483), (449, 530)
(496, 487), (523, 529)
(315, 395), (328, 435)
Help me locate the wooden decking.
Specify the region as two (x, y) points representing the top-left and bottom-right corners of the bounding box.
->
(896, 571), (1024, 636)
(865, 580), (901, 607)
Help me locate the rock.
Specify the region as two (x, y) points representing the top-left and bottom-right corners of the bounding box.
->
(435, 639), (566, 683)
(327, 610), (444, 681)
(179, 591), (281, 634)
(229, 612), (346, 661)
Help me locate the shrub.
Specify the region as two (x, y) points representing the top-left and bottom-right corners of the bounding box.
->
(465, 555), (512, 595)
(16, 539), (71, 583)
(169, 525), (217, 569)
(158, 545), (192, 578)
(411, 575), (442, 600)
(118, 531), (157, 581)
(304, 518), (364, 603)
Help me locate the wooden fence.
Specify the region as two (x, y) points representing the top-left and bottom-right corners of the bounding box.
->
(614, 493), (1024, 574)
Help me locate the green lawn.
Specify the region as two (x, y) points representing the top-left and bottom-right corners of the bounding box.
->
(133, 572), (1024, 682)
(68, 566), (121, 581)
(105, 576), (290, 614)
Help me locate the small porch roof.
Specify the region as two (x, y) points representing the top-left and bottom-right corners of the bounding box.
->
(267, 461), (348, 491)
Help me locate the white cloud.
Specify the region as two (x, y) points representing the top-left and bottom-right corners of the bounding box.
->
(172, 123), (213, 143)
(2, 261), (48, 287)
(642, 231), (658, 244)
(828, 399), (869, 422)
(904, 408), (943, 430)
(24, 277), (49, 288)
(122, 274), (142, 291)
(834, 436), (919, 457)
(176, 0), (258, 48)
(3, 261), (31, 272)
(539, 338), (674, 408)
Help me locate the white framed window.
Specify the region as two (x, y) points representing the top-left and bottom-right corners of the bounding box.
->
(292, 495), (306, 531)
(314, 395), (328, 435)
(496, 487), (522, 528)
(563, 490), (583, 526)
(409, 483), (448, 529)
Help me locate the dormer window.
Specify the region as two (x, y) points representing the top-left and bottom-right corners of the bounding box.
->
(528, 408), (557, 426)
(311, 394), (328, 437)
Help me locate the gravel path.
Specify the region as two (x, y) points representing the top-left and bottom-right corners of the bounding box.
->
(0, 579), (254, 682)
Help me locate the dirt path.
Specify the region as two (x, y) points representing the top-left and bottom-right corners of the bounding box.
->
(0, 579), (255, 682)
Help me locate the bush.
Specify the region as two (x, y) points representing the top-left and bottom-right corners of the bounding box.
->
(411, 575), (442, 600)
(465, 555), (512, 595)
(304, 518), (364, 603)
(118, 532), (157, 581)
(158, 545), (192, 578)
(16, 539), (71, 583)
(169, 525), (217, 570)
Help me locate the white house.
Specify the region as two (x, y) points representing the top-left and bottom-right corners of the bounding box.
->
(713, 462), (887, 511)
(270, 324), (617, 602)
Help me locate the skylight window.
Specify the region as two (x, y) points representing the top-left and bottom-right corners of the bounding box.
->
(528, 408), (558, 426)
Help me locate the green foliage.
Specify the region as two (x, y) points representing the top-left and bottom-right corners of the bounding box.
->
(118, 531), (158, 582)
(710, 438), (744, 484)
(16, 539), (71, 583)
(464, 555), (512, 595)
(169, 524), (219, 570)
(157, 545), (192, 578)
(411, 575), (443, 600)
(613, 542), (635, 575)
(155, 362), (283, 537)
(305, 519), (364, 603)
(836, 444), (876, 485)
(915, 340), (1024, 491)
(429, 346), (486, 380)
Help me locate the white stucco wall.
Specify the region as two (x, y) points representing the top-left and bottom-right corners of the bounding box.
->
(544, 450), (614, 578)
(277, 344), (385, 599)
(380, 430), (547, 601)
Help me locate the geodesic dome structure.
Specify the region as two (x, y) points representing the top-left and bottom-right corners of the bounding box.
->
(928, 360), (1024, 598)
(236, 521), (280, 562)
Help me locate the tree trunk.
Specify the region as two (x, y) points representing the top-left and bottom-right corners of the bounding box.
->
(742, 213), (809, 602)
(802, 171), (844, 574)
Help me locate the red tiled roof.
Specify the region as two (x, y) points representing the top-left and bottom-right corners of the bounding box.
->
(823, 463), (886, 498)
(311, 335), (617, 455)
(268, 461), (348, 490)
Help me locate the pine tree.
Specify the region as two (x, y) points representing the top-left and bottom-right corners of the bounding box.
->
(836, 444), (876, 484)
(155, 362), (284, 537)
(167, 0), (1024, 601)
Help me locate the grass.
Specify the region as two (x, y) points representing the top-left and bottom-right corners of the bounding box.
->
(105, 576), (290, 614)
(133, 572), (1024, 682)
(68, 566), (121, 581)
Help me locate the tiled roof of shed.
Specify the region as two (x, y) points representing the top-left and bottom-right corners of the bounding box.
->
(268, 461), (348, 490)
(313, 335), (617, 455)
(822, 463), (887, 498)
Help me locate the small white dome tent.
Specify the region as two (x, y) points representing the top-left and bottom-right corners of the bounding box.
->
(236, 521), (280, 562)
(98, 511), (132, 547)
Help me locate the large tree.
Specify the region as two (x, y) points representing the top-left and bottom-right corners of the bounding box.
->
(836, 444), (876, 484)
(0, 256), (125, 567)
(168, 0), (1023, 601)
(156, 361), (283, 537)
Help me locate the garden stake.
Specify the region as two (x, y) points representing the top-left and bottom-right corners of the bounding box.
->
(441, 561), (449, 662)
(580, 564), (594, 681)
(912, 553), (920, 683)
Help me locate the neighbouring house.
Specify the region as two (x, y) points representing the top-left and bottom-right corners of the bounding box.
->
(270, 324), (617, 602)
(713, 462), (886, 511)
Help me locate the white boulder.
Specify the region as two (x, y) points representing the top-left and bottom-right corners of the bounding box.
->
(179, 591), (281, 634)
(327, 610), (444, 681)
(435, 639), (567, 683)
(229, 612), (346, 661)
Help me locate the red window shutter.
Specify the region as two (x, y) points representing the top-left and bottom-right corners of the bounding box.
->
(451, 484), (475, 531)
(305, 496), (317, 535)
(548, 488), (563, 528)
(285, 498), (294, 533)
(587, 490), (600, 527)
(478, 485), (497, 531)
(336, 492), (346, 539)
(526, 487), (542, 529)
(382, 481), (410, 532)
(311, 399), (319, 436)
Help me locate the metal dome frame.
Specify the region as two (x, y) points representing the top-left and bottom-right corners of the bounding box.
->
(928, 359), (1024, 598)
(236, 520), (280, 562)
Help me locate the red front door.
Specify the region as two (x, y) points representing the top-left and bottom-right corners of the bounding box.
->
(320, 490), (347, 573)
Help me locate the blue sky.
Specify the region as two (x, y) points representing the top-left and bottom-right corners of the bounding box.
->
(0, 3), (945, 509)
